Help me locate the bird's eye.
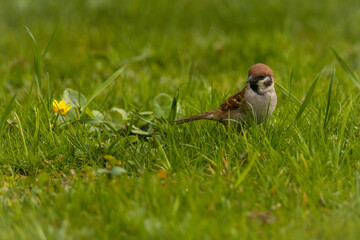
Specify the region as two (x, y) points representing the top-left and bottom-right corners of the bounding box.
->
(258, 75), (265, 80)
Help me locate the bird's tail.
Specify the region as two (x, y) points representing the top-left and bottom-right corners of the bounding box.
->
(174, 110), (216, 124)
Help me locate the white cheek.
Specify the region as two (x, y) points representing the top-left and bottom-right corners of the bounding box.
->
(258, 76), (272, 89)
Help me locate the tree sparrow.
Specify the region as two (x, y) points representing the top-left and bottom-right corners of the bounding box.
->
(175, 63), (277, 127)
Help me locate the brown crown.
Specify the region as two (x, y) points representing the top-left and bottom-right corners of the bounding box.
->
(248, 63), (274, 77)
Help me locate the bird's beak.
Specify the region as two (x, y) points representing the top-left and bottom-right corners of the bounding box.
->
(246, 75), (253, 83)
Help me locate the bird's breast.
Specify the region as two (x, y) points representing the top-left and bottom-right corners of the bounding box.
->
(243, 89), (277, 124)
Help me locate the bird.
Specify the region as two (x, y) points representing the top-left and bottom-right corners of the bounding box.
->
(175, 63), (277, 128)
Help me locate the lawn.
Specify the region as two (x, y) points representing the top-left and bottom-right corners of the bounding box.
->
(1, 0), (360, 239)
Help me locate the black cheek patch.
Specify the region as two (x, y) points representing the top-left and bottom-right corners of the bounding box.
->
(263, 79), (273, 87)
(250, 82), (259, 92)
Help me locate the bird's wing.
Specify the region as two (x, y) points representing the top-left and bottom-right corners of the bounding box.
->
(219, 88), (247, 111)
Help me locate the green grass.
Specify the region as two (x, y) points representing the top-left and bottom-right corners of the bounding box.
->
(1, 0), (360, 239)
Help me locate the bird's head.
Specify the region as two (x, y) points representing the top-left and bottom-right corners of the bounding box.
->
(246, 63), (274, 93)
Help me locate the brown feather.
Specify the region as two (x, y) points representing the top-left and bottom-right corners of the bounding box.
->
(174, 110), (216, 124)
(219, 88), (246, 111)
(175, 89), (248, 124)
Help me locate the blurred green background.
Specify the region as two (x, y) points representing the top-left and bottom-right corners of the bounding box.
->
(2, 0), (360, 102)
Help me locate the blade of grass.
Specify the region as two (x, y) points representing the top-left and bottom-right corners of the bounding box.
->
(296, 74), (320, 121)
(275, 82), (302, 106)
(25, 26), (57, 98)
(233, 156), (257, 189)
(331, 47), (360, 89)
(24, 26), (42, 97)
(13, 112), (29, 157)
(80, 65), (126, 117)
(288, 67), (294, 101)
(132, 111), (160, 128)
(42, 25), (57, 60)
(155, 139), (171, 170)
(234, 136), (257, 189)
(0, 94), (17, 136)
(33, 107), (40, 145)
(168, 87), (179, 122)
(335, 100), (352, 167)
(324, 69), (335, 128)
(24, 25), (39, 52)
(276, 81), (319, 118)
(126, 115), (134, 136)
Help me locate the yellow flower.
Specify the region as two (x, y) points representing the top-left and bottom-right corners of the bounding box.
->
(53, 99), (72, 115)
